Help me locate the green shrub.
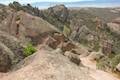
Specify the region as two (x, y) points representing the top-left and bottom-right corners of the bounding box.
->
(96, 57), (111, 71)
(97, 54), (120, 71)
(24, 43), (37, 57)
(110, 54), (120, 70)
(93, 41), (100, 52)
(63, 25), (71, 37)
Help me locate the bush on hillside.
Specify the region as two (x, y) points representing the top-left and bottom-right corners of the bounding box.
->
(63, 25), (71, 37)
(97, 54), (120, 72)
(24, 43), (37, 57)
(110, 54), (120, 70)
(96, 57), (111, 71)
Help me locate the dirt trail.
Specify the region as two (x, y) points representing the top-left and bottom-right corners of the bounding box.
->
(81, 57), (120, 80)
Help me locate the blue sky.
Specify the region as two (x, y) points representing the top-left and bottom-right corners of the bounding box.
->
(0, 0), (120, 4)
(0, 0), (120, 8)
(0, 0), (95, 4)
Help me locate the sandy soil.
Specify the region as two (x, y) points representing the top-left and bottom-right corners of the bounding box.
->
(81, 57), (120, 80)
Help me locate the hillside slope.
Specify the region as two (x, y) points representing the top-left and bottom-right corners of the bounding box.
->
(1, 48), (94, 80)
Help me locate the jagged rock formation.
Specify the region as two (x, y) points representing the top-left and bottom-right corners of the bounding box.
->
(41, 4), (69, 30)
(9, 1), (40, 16)
(0, 10), (59, 45)
(9, 2), (69, 31)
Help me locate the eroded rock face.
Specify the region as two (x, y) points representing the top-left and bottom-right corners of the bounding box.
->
(116, 63), (120, 72)
(41, 4), (69, 30)
(0, 31), (25, 72)
(48, 5), (68, 23)
(0, 51), (11, 72)
(62, 41), (76, 52)
(0, 43), (12, 72)
(0, 10), (59, 45)
(0, 31), (25, 61)
(88, 51), (104, 61)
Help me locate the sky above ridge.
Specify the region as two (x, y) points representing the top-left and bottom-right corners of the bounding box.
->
(0, 0), (120, 8)
(1, 0), (120, 4)
(0, 0), (95, 4)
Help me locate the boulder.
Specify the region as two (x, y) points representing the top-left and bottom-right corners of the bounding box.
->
(107, 22), (120, 34)
(62, 41), (76, 52)
(88, 51), (104, 61)
(71, 47), (89, 56)
(0, 42), (14, 72)
(116, 63), (120, 72)
(64, 51), (81, 65)
(53, 33), (66, 43)
(44, 36), (59, 49)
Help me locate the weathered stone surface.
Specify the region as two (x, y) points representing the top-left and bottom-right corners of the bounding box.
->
(40, 4), (69, 30)
(62, 41), (76, 52)
(0, 42), (13, 72)
(48, 5), (68, 23)
(0, 31), (25, 62)
(116, 63), (120, 72)
(64, 51), (81, 65)
(0, 11), (59, 45)
(0, 31), (26, 72)
(1, 49), (94, 80)
(88, 51), (104, 61)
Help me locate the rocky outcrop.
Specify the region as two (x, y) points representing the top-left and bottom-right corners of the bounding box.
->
(107, 22), (120, 34)
(0, 10), (59, 45)
(0, 31), (25, 72)
(48, 5), (68, 23)
(0, 31), (25, 60)
(62, 41), (76, 52)
(0, 42), (13, 72)
(8, 2), (69, 30)
(88, 51), (104, 61)
(1, 49), (94, 80)
(64, 51), (81, 65)
(9, 1), (40, 16)
(116, 63), (120, 72)
(41, 5), (69, 30)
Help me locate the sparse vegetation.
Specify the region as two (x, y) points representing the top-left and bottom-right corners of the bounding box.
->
(24, 43), (37, 57)
(110, 54), (120, 70)
(97, 54), (120, 72)
(63, 25), (71, 37)
(96, 57), (111, 71)
(92, 41), (100, 52)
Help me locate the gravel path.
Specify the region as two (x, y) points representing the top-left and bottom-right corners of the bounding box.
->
(81, 57), (120, 80)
